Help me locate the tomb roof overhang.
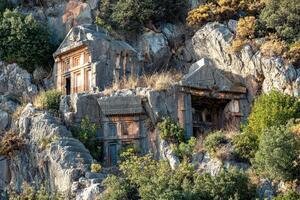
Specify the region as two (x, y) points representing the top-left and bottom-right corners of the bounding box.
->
(178, 58), (247, 96)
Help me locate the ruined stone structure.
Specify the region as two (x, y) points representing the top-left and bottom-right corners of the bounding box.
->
(53, 24), (141, 95)
(177, 59), (246, 138)
(98, 96), (149, 166)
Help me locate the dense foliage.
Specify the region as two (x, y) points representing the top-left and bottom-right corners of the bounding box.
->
(34, 89), (62, 113)
(232, 132), (259, 162)
(203, 131), (227, 155)
(158, 117), (184, 144)
(0, 10), (56, 72)
(0, 0), (13, 13)
(273, 190), (300, 200)
(259, 0), (300, 43)
(102, 149), (255, 200)
(71, 116), (102, 161)
(171, 137), (197, 160)
(96, 0), (189, 31)
(253, 125), (300, 181)
(244, 90), (300, 137)
(8, 183), (62, 200)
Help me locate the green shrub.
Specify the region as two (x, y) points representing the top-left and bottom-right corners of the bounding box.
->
(172, 137), (197, 160)
(97, 0), (188, 32)
(34, 89), (61, 112)
(158, 117), (184, 144)
(0, 10), (56, 72)
(103, 149), (256, 200)
(102, 175), (139, 200)
(8, 183), (63, 200)
(71, 116), (102, 161)
(244, 90), (300, 137)
(232, 132), (259, 162)
(253, 125), (300, 181)
(203, 131), (227, 155)
(193, 168), (256, 200)
(274, 190), (300, 200)
(259, 0), (300, 43)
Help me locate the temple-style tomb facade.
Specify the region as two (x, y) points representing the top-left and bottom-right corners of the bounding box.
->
(53, 24), (140, 95)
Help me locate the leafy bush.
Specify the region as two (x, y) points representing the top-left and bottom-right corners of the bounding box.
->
(172, 137), (197, 160)
(193, 168), (256, 200)
(274, 190), (300, 200)
(91, 163), (102, 173)
(253, 125), (300, 181)
(232, 132), (259, 162)
(259, 0), (300, 43)
(103, 149), (256, 199)
(158, 117), (184, 144)
(244, 90), (300, 137)
(33, 89), (61, 112)
(8, 183), (62, 200)
(102, 175), (139, 200)
(71, 116), (102, 161)
(0, 131), (26, 158)
(97, 0), (188, 31)
(0, 10), (56, 72)
(203, 131), (227, 155)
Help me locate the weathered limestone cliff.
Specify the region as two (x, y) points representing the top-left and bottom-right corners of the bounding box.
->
(190, 22), (300, 117)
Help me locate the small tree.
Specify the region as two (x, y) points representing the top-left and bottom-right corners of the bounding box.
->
(253, 125), (300, 181)
(158, 117), (184, 144)
(232, 132), (259, 162)
(203, 131), (227, 155)
(0, 10), (56, 72)
(244, 90), (300, 137)
(97, 0), (188, 32)
(71, 116), (102, 161)
(259, 0), (300, 43)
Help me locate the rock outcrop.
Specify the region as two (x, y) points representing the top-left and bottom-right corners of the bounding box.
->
(14, 0), (100, 41)
(191, 22), (300, 116)
(8, 103), (106, 199)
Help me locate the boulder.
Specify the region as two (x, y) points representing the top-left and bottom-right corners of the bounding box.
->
(12, 104), (103, 198)
(17, 0), (100, 41)
(33, 67), (49, 83)
(257, 179), (274, 200)
(160, 140), (180, 170)
(0, 62), (38, 100)
(0, 110), (9, 131)
(139, 31), (172, 72)
(198, 153), (223, 176)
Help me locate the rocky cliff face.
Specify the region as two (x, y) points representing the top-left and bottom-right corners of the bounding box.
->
(1, 4), (300, 198)
(190, 22), (300, 117)
(0, 62), (104, 199)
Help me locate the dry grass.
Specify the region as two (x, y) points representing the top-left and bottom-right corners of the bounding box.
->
(260, 35), (287, 57)
(12, 103), (27, 121)
(103, 72), (182, 96)
(0, 131), (26, 157)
